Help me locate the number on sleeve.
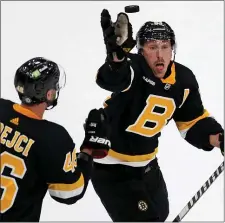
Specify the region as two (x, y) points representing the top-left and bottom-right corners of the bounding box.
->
(63, 148), (77, 173)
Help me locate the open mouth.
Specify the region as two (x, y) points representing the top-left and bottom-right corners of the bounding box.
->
(155, 63), (164, 73)
(155, 63), (164, 67)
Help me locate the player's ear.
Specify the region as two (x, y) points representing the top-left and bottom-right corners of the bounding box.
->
(46, 89), (56, 101)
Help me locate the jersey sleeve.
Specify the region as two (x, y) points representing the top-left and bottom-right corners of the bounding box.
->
(36, 125), (93, 205)
(96, 54), (136, 92)
(173, 70), (223, 151)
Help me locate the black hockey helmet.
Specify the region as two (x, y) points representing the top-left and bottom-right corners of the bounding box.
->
(136, 21), (176, 52)
(14, 57), (66, 109)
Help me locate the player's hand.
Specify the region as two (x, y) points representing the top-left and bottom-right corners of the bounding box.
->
(114, 13), (136, 52)
(210, 132), (224, 156)
(219, 132), (224, 156)
(100, 9), (136, 60)
(80, 108), (111, 159)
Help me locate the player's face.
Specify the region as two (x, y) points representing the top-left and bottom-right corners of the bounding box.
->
(142, 40), (172, 78)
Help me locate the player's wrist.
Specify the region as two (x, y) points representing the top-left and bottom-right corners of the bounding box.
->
(81, 148), (92, 156)
(77, 151), (93, 162)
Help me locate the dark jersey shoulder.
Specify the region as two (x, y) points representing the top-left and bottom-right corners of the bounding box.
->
(0, 97), (14, 107)
(0, 97), (75, 171)
(0, 97), (72, 146)
(0, 98), (75, 221)
(174, 61), (199, 90)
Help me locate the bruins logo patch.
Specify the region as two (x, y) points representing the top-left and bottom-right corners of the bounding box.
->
(138, 200), (148, 211)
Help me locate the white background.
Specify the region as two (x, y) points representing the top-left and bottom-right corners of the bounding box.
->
(1, 1), (224, 221)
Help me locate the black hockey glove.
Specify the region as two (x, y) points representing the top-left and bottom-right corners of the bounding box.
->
(80, 108), (111, 159)
(219, 132), (224, 156)
(101, 9), (136, 60)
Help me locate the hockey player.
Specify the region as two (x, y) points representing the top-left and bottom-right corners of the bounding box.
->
(91, 10), (224, 222)
(0, 57), (111, 221)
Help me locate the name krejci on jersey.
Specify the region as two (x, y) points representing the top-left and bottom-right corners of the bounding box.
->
(0, 122), (35, 157)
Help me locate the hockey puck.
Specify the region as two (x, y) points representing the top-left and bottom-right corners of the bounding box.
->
(124, 5), (140, 13)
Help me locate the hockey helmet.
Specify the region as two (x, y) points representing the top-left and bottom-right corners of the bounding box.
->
(14, 57), (66, 109)
(136, 21), (176, 52)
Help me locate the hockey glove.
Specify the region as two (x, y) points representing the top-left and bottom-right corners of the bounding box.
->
(219, 132), (224, 156)
(80, 108), (111, 159)
(101, 9), (136, 60)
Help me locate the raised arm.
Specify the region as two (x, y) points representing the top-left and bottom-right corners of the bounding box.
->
(96, 9), (136, 92)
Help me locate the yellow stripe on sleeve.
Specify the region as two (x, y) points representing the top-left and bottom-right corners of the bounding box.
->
(48, 174), (85, 199)
(48, 173), (84, 191)
(176, 109), (210, 138)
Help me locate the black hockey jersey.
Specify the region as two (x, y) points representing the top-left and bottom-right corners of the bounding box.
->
(0, 98), (92, 221)
(95, 53), (223, 166)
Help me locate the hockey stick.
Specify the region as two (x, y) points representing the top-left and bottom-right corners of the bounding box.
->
(173, 161), (224, 222)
